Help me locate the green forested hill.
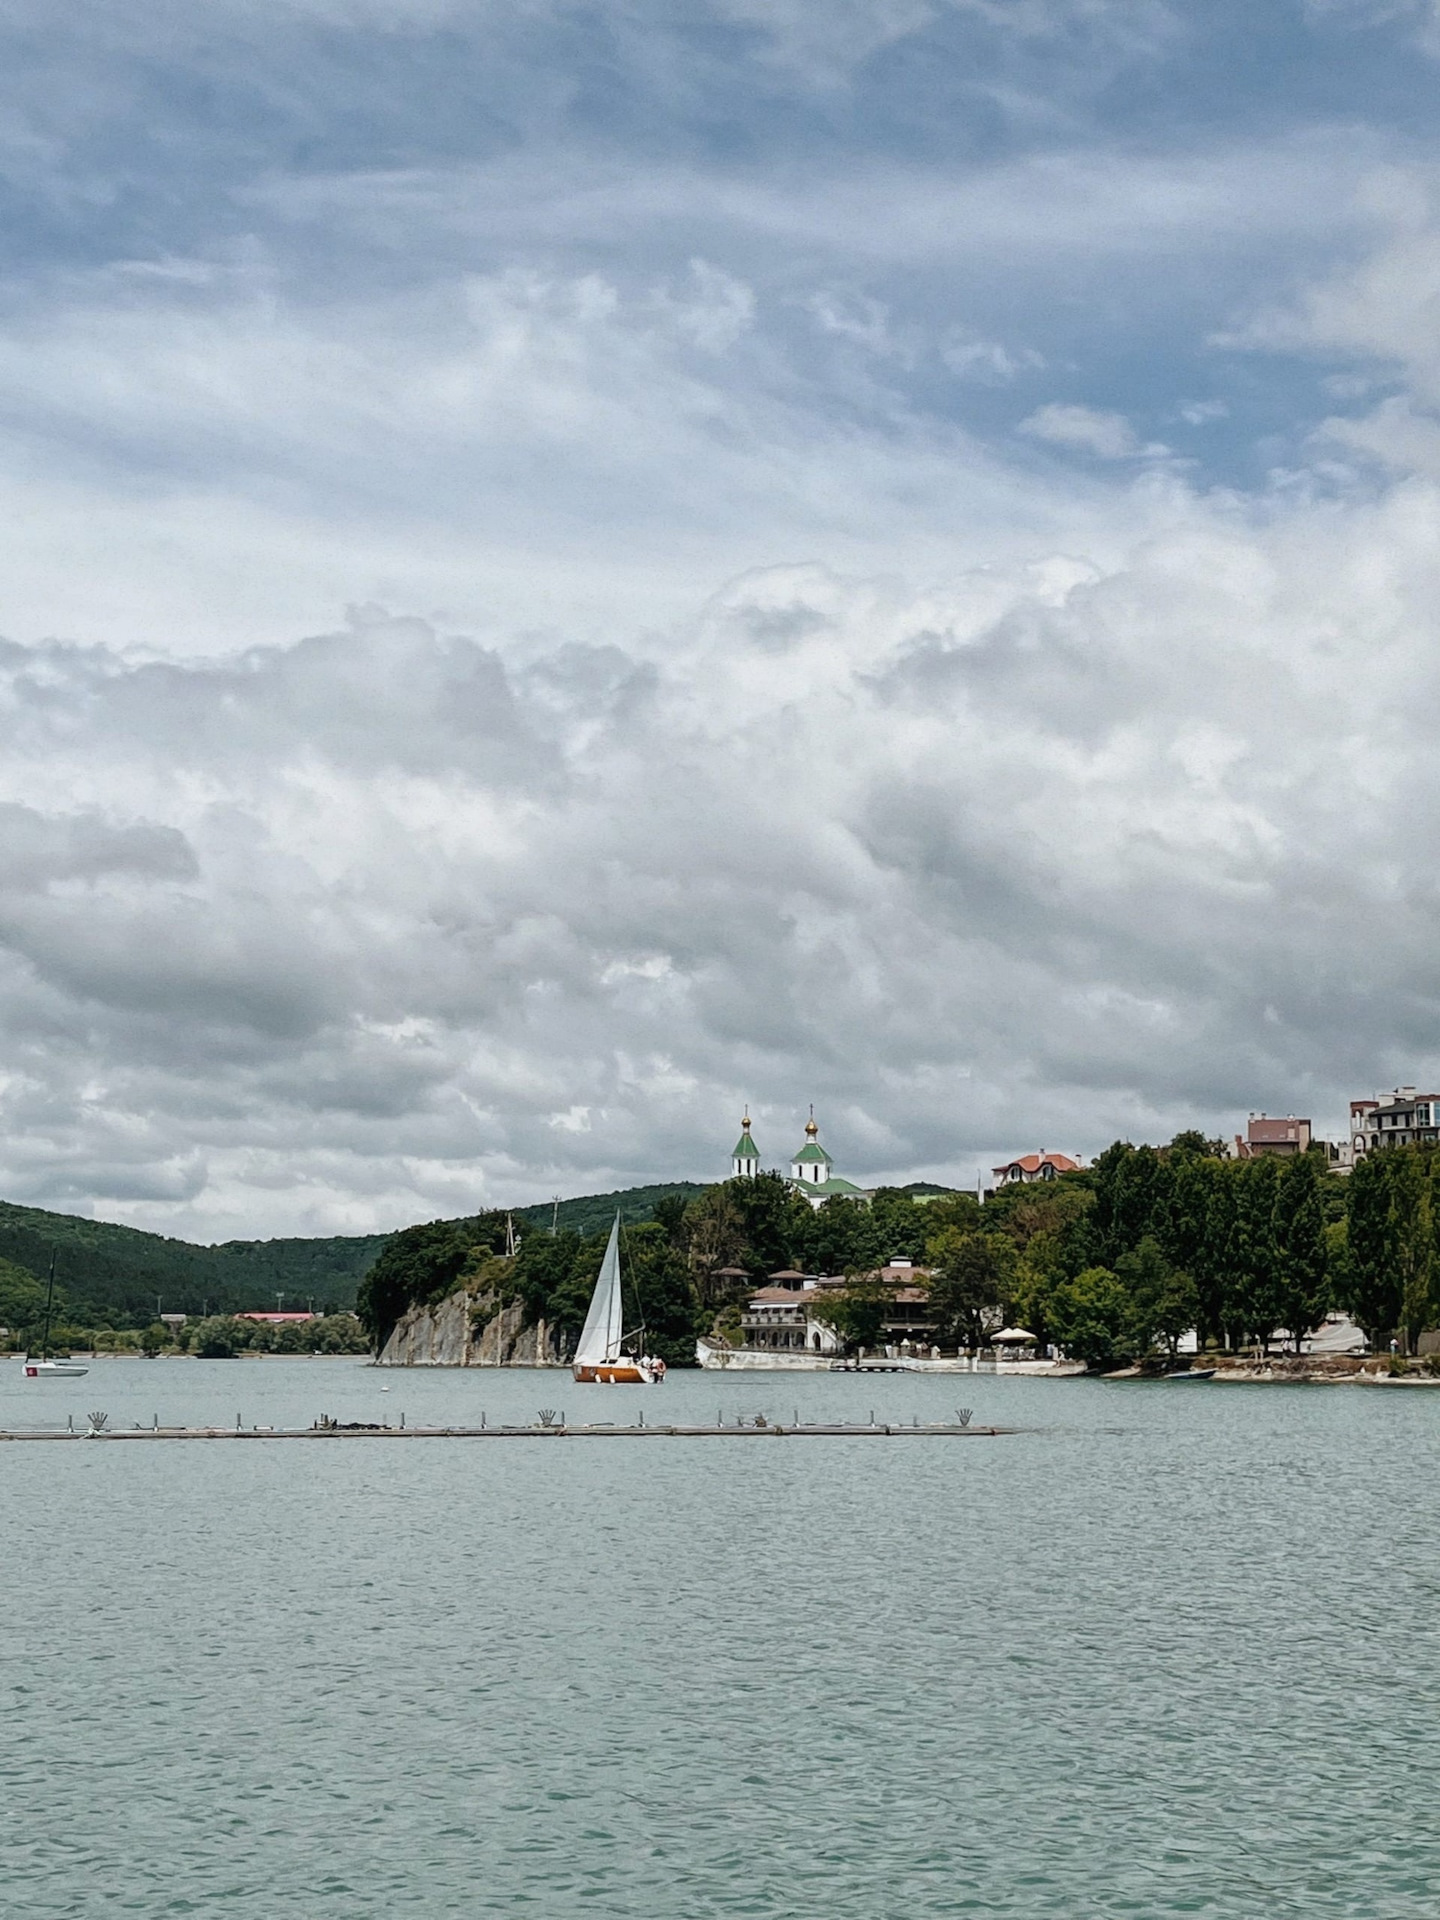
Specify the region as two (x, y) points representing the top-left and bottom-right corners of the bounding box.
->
(513, 1182), (707, 1239)
(0, 1184), (710, 1333)
(0, 1201), (387, 1328)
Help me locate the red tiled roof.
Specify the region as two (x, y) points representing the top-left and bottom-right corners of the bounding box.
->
(991, 1152), (1081, 1175)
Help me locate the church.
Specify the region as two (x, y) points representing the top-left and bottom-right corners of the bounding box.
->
(728, 1109), (873, 1210)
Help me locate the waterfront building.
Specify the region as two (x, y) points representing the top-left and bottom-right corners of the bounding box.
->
(740, 1278), (841, 1355)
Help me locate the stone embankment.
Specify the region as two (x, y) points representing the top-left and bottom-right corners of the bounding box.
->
(1198, 1355), (1440, 1385)
(377, 1289), (565, 1367)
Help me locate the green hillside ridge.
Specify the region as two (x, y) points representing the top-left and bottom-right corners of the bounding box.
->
(0, 1183), (708, 1337)
(0, 1176), (956, 1342)
(512, 1182), (708, 1239)
(0, 1199), (387, 1331)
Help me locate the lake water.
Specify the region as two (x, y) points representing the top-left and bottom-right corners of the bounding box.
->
(4, 1357), (1439, 1917)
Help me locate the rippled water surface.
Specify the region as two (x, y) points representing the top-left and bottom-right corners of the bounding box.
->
(4, 1357), (1440, 1917)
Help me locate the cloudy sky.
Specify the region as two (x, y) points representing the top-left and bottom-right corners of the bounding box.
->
(4, 1), (1440, 1238)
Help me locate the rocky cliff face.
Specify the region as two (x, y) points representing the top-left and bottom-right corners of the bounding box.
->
(376, 1288), (566, 1367)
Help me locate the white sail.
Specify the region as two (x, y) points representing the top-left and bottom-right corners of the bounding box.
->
(573, 1215), (625, 1367)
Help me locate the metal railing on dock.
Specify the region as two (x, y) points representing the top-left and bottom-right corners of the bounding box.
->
(0, 1414), (1009, 1442)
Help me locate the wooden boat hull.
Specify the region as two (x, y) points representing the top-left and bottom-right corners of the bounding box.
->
(572, 1361), (662, 1384)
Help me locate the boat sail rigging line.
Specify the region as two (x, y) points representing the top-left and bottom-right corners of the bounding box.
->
(22, 1252), (89, 1378)
(571, 1213), (665, 1385)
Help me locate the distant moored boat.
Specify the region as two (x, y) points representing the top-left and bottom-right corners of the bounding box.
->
(20, 1253), (89, 1378)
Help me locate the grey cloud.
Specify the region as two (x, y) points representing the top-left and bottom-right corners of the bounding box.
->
(0, 802), (196, 891)
(0, 495), (1413, 1241)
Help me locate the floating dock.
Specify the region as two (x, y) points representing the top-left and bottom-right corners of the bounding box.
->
(0, 1417), (1009, 1442)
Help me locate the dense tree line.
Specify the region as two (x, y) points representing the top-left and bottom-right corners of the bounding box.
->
(934, 1137), (1440, 1369)
(357, 1178), (970, 1365)
(353, 1142), (1440, 1371)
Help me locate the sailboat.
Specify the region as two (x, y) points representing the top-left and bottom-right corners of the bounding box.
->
(22, 1253), (88, 1378)
(571, 1215), (664, 1384)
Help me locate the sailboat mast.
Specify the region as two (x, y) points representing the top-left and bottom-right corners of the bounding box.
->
(618, 1217), (646, 1354)
(40, 1252), (55, 1361)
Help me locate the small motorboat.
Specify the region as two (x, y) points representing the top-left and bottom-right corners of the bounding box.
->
(1165, 1367), (1216, 1381)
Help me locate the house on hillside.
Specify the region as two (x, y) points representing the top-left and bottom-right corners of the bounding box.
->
(992, 1152), (1083, 1186)
(1230, 1115), (1313, 1159)
(1349, 1089), (1440, 1159)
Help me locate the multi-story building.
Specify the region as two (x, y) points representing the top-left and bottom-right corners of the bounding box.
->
(1231, 1116), (1313, 1160)
(739, 1260), (936, 1354)
(1349, 1089), (1440, 1160)
(739, 1281), (835, 1354)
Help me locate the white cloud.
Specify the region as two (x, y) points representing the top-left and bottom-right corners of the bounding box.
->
(3, 0), (1440, 1239)
(942, 329), (1045, 381)
(3, 472), (1440, 1236)
(1020, 402), (1166, 459)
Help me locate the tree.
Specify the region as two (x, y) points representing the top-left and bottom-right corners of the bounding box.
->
(1167, 1130), (1212, 1159)
(1343, 1150), (1402, 1349)
(1116, 1235), (1198, 1360)
(796, 1197), (882, 1276)
(356, 1213), (508, 1349)
(650, 1193), (689, 1247)
(1159, 1151), (1213, 1288)
(621, 1221), (699, 1367)
(139, 1322), (168, 1357)
(867, 1189), (934, 1263)
(727, 1173), (809, 1278)
(925, 1230), (1012, 1351)
(1196, 1164), (1242, 1349)
(513, 1229), (589, 1334)
(921, 1192), (983, 1236)
(1272, 1153), (1331, 1353)
(680, 1187), (747, 1305)
(1047, 1266), (1138, 1371)
(1088, 1142), (1164, 1268)
(808, 1275), (893, 1353)
(0, 1256), (46, 1343)
(1234, 1156), (1283, 1352)
(191, 1315), (243, 1358)
(1389, 1149), (1436, 1355)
